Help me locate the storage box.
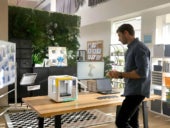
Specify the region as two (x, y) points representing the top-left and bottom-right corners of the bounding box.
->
(48, 75), (78, 102)
(151, 100), (161, 113)
(153, 65), (162, 71)
(87, 80), (97, 92)
(154, 89), (162, 96)
(164, 77), (170, 88)
(162, 101), (170, 116)
(153, 44), (170, 57)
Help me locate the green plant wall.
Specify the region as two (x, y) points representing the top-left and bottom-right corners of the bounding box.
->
(8, 6), (80, 65)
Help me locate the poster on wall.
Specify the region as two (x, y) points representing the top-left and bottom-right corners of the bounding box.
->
(87, 40), (103, 61)
(144, 34), (152, 44)
(0, 40), (16, 89)
(48, 47), (67, 66)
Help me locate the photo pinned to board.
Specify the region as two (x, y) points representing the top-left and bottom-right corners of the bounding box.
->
(48, 47), (67, 67)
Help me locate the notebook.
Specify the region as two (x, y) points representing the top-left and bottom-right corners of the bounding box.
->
(96, 78), (119, 95)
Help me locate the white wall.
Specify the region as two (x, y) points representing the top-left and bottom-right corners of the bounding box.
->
(79, 21), (111, 56)
(0, 0), (8, 106)
(141, 6), (170, 56)
(0, 0), (8, 40)
(77, 0), (170, 57)
(76, 0), (170, 27)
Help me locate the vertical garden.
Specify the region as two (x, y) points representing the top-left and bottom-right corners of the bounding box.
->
(8, 6), (81, 66)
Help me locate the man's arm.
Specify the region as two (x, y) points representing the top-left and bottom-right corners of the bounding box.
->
(106, 70), (141, 79)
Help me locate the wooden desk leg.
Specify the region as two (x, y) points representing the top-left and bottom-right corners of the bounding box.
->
(38, 117), (44, 128)
(142, 101), (148, 128)
(55, 115), (61, 128)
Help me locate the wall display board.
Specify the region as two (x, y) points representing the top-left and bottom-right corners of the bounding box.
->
(0, 40), (16, 89)
(48, 47), (67, 67)
(0, 40), (16, 116)
(87, 40), (103, 61)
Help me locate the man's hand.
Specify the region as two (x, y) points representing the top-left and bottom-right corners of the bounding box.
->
(106, 70), (120, 79)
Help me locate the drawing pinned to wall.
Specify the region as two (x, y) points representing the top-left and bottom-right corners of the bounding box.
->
(48, 47), (67, 66)
(88, 63), (95, 77)
(0, 40), (16, 88)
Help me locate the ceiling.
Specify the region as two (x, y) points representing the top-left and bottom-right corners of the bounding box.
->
(8, 0), (50, 10)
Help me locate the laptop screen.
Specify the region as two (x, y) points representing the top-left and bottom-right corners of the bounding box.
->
(96, 79), (112, 92)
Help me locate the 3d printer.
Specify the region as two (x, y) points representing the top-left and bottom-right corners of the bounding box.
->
(48, 75), (78, 102)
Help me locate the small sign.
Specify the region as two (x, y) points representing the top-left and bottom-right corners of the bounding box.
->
(144, 34), (152, 44)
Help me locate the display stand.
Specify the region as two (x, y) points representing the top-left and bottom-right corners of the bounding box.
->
(0, 40), (17, 116)
(20, 73), (39, 95)
(20, 73), (37, 86)
(0, 65), (17, 116)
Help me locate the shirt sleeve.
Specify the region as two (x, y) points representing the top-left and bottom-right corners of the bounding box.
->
(135, 46), (150, 78)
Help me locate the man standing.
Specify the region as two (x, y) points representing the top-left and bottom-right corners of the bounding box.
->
(107, 24), (151, 128)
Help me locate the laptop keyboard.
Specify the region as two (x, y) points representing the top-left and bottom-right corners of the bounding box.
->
(97, 95), (118, 100)
(98, 90), (119, 95)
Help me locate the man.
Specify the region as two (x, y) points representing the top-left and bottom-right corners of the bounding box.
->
(107, 24), (151, 128)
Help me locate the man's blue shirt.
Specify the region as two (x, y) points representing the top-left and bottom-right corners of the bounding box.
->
(124, 38), (151, 98)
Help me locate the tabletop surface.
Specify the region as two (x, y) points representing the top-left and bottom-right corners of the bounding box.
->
(22, 93), (160, 118)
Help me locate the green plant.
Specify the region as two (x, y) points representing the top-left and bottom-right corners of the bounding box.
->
(103, 56), (113, 77)
(166, 89), (170, 102)
(9, 6), (80, 66)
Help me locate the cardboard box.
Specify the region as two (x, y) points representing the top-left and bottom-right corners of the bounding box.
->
(87, 80), (97, 92)
(153, 44), (170, 57)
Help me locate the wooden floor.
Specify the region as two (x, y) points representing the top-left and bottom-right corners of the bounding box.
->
(0, 104), (170, 128)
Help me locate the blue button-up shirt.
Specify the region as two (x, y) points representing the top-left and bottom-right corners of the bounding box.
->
(124, 38), (151, 98)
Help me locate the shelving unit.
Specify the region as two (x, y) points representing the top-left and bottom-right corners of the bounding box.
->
(151, 44), (170, 116)
(110, 44), (127, 90)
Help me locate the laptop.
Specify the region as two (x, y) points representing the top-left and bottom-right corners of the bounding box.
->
(96, 78), (119, 95)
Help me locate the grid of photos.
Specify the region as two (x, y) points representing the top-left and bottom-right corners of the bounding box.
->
(48, 47), (67, 66)
(0, 40), (16, 88)
(87, 40), (103, 61)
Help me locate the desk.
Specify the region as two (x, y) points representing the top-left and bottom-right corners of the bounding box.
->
(22, 93), (160, 128)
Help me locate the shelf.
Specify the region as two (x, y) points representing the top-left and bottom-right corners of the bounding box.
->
(110, 44), (126, 90)
(151, 44), (170, 116)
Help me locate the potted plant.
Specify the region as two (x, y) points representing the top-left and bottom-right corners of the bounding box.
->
(103, 56), (113, 77)
(166, 88), (170, 102)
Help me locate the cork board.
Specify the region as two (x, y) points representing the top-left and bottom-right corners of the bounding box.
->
(87, 40), (103, 61)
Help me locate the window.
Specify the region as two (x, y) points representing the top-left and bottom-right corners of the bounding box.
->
(156, 13), (170, 44)
(110, 17), (141, 72)
(111, 17), (141, 45)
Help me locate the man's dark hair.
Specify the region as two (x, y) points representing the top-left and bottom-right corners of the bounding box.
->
(116, 24), (135, 36)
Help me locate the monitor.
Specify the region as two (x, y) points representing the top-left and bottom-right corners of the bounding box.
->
(77, 61), (104, 80)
